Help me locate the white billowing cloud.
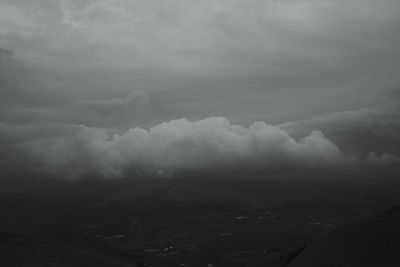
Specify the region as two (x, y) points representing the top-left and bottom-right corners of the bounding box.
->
(9, 117), (343, 179)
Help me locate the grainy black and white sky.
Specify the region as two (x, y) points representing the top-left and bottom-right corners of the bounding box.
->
(1, 0), (400, 178)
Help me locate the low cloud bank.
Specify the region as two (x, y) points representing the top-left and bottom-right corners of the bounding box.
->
(3, 104), (400, 180)
(281, 103), (400, 162)
(0, 117), (344, 179)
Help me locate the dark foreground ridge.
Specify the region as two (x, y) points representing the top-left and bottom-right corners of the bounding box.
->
(1, 172), (400, 266)
(289, 207), (400, 267)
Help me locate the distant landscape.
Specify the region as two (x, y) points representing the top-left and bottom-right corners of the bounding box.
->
(2, 171), (400, 266)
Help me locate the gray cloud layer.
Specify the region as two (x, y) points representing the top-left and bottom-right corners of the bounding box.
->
(281, 103), (400, 170)
(1, 0), (400, 125)
(1, 1), (400, 179)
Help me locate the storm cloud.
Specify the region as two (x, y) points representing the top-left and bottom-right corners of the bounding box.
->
(1, 1), (400, 179)
(2, 0), (400, 124)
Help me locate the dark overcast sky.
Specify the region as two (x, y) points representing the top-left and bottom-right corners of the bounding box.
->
(1, 0), (400, 178)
